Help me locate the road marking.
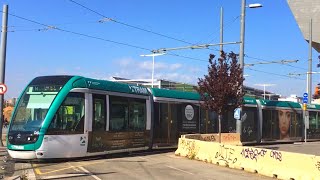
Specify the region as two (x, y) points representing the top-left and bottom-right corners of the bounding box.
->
(78, 166), (102, 180)
(138, 157), (148, 161)
(166, 165), (194, 175)
(40, 173), (88, 179)
(34, 168), (42, 175)
(33, 161), (104, 175)
(68, 162), (80, 172)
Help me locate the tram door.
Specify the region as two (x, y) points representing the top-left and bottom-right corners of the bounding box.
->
(88, 94), (106, 152)
(200, 110), (217, 133)
(168, 103), (178, 144)
(154, 103), (178, 146)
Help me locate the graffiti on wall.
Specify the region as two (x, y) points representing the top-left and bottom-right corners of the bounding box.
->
(179, 139), (198, 159)
(315, 161), (320, 171)
(215, 144), (237, 165)
(201, 135), (216, 142)
(222, 134), (237, 141)
(241, 148), (267, 162)
(270, 150), (282, 162)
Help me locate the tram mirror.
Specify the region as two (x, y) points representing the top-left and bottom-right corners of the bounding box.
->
(241, 113), (247, 122)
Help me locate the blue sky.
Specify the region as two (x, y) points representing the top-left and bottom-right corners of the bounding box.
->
(0, 0), (318, 99)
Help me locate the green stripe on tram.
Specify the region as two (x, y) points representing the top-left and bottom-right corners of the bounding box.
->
(259, 99), (301, 108)
(307, 104), (320, 110)
(150, 88), (201, 101)
(73, 77), (150, 96)
(243, 96), (257, 105)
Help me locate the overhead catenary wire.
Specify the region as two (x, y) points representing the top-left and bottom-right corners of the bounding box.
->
(245, 55), (308, 71)
(71, 0), (301, 68)
(4, 11), (213, 63)
(4, 11), (152, 51)
(68, 0), (233, 53)
(68, 0), (196, 46)
(247, 67), (305, 80)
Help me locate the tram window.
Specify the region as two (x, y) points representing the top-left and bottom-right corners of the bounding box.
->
(93, 94), (106, 131)
(110, 96), (129, 131)
(47, 92), (85, 134)
(309, 111), (320, 129)
(129, 99), (146, 130)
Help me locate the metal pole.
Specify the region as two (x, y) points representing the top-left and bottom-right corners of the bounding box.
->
(237, 0), (246, 134)
(304, 110), (307, 143)
(239, 0), (246, 69)
(263, 85), (266, 100)
(152, 54), (154, 88)
(0, 5), (8, 147)
(308, 18), (312, 104)
(220, 7), (224, 53)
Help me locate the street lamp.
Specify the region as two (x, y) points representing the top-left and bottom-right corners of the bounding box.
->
(140, 53), (166, 88)
(238, 0), (262, 134)
(239, 1), (263, 69)
(254, 84), (276, 100)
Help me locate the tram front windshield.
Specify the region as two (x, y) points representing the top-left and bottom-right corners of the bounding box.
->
(10, 85), (62, 133)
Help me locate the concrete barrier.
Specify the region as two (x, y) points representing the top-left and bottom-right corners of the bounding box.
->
(175, 137), (320, 180)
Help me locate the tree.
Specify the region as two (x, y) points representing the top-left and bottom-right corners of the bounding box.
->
(3, 106), (13, 123)
(196, 51), (245, 143)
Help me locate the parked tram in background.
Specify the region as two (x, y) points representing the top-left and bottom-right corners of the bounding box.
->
(6, 75), (320, 159)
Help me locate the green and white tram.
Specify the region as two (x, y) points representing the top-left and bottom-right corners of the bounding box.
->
(7, 75), (320, 159)
(7, 76), (152, 159)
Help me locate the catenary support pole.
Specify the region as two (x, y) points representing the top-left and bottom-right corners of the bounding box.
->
(307, 18), (312, 104)
(220, 7), (223, 53)
(237, 0), (246, 135)
(0, 4), (8, 147)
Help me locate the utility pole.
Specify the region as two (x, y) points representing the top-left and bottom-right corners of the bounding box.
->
(237, 0), (246, 135)
(220, 7), (224, 53)
(239, 0), (246, 69)
(0, 4), (8, 147)
(307, 18), (312, 104)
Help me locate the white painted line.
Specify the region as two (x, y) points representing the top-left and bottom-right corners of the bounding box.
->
(78, 166), (102, 180)
(166, 165), (194, 175)
(40, 173), (88, 179)
(67, 162), (80, 172)
(138, 156), (148, 161)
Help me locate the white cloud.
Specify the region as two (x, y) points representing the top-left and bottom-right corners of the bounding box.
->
(114, 57), (183, 72)
(169, 63), (182, 70)
(118, 58), (134, 67)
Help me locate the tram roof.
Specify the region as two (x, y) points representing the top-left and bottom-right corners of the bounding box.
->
(259, 99), (301, 108)
(72, 76), (150, 96)
(150, 88), (200, 101)
(243, 96), (257, 105)
(150, 88), (258, 105)
(307, 104), (320, 110)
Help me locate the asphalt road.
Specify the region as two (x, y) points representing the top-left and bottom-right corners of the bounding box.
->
(29, 150), (272, 180)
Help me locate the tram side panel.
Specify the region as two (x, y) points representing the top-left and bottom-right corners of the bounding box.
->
(87, 94), (151, 154)
(259, 100), (303, 142)
(306, 105), (320, 140)
(152, 102), (201, 148)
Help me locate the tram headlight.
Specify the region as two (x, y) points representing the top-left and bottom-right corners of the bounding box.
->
(27, 135), (38, 142)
